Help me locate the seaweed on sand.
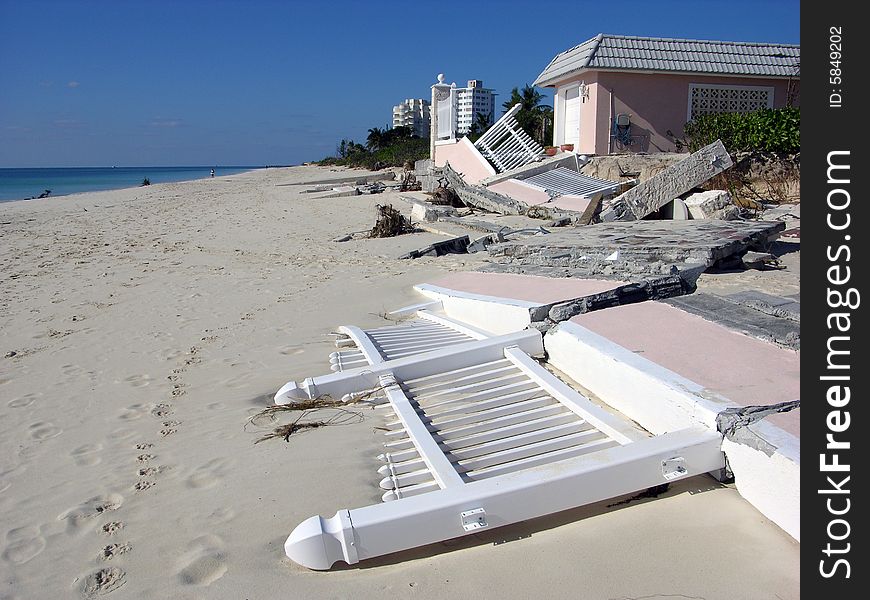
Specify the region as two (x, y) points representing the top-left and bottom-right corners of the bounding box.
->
(247, 385), (392, 444)
(251, 407), (364, 443)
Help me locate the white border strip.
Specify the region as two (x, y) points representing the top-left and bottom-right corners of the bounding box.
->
(415, 283), (544, 310)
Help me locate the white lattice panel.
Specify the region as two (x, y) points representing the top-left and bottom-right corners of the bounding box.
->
(689, 84), (773, 120)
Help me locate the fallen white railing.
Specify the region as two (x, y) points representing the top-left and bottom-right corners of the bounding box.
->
(274, 311), (726, 569)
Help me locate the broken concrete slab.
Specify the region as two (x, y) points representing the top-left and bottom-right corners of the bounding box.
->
(316, 185), (360, 198)
(530, 273), (696, 329)
(486, 220), (785, 276)
(740, 250), (778, 269)
(443, 163), (529, 215)
(600, 139), (733, 222)
(444, 163), (587, 225)
(413, 159), (432, 176)
(478, 152), (588, 187)
(683, 189), (733, 219)
(663, 293), (800, 349)
(280, 171), (397, 187)
(398, 195), (460, 223)
(724, 291), (800, 322)
(398, 235), (470, 259)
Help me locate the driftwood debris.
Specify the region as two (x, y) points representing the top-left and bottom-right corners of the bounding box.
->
(369, 204), (415, 238)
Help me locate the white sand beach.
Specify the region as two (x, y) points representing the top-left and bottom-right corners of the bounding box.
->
(0, 167), (798, 599)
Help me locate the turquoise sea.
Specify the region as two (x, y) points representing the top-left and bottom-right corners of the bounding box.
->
(0, 166), (263, 203)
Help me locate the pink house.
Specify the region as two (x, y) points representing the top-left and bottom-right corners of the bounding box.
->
(534, 34), (800, 155)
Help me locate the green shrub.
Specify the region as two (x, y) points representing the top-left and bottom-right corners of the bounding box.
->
(683, 107), (799, 154)
(316, 135), (429, 170)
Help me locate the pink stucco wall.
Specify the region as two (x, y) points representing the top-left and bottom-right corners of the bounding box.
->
(432, 138), (495, 184)
(488, 179), (592, 213)
(551, 71), (797, 155)
(569, 301), (800, 436)
(489, 179), (551, 205)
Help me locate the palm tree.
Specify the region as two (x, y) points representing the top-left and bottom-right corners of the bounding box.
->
(466, 111), (493, 142)
(502, 84), (553, 146)
(366, 127), (386, 151)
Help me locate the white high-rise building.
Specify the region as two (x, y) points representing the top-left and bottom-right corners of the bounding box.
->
(392, 99), (431, 138)
(454, 80), (496, 135)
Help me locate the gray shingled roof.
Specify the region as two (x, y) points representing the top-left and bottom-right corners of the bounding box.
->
(534, 34), (800, 86)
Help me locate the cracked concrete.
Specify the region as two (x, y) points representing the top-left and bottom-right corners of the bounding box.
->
(716, 401), (800, 455)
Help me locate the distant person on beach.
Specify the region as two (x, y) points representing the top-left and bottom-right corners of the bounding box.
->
(210, 168), (215, 177)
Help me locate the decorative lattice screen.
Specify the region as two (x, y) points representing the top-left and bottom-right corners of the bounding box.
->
(689, 84), (773, 120)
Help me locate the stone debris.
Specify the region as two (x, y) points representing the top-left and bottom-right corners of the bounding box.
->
(716, 401), (801, 454)
(406, 199), (458, 223)
(664, 293), (800, 349)
(443, 164), (529, 216)
(399, 235), (470, 259)
(724, 291), (800, 322)
(283, 171), (397, 187)
(741, 250), (779, 269)
(528, 272), (700, 331)
(487, 220), (785, 276)
(683, 189), (734, 219)
(600, 139), (733, 222)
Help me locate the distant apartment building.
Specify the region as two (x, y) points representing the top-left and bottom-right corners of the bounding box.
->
(455, 80), (496, 135)
(392, 98), (431, 138)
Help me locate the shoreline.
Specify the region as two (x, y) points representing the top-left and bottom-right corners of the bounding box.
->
(0, 166), (798, 599)
(0, 166), (267, 204)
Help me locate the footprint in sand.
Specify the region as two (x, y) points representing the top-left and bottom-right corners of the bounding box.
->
(108, 428), (136, 441)
(133, 480), (155, 492)
(176, 535), (228, 586)
(28, 421), (62, 440)
(58, 494), (124, 532)
(118, 404), (150, 421)
(100, 522), (124, 536)
(279, 345), (305, 356)
(206, 507), (236, 525)
(70, 443), (103, 466)
(220, 372), (255, 389)
(99, 542), (132, 561)
(123, 374), (152, 388)
(186, 458), (234, 489)
(79, 566), (126, 597)
(151, 403), (174, 418)
(7, 393), (40, 408)
(2, 525), (46, 565)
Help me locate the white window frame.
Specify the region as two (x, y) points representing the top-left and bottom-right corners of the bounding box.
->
(686, 83), (774, 122)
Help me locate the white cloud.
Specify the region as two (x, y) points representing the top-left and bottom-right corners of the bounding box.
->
(67, 81), (80, 88)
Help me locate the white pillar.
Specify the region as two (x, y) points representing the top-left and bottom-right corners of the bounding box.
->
(430, 73), (456, 160)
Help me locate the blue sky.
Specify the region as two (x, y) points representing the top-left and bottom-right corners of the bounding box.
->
(0, 0), (799, 167)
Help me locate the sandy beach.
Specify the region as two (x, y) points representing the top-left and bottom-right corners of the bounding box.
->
(0, 167), (798, 599)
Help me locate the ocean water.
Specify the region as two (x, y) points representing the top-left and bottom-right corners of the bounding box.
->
(0, 166), (262, 203)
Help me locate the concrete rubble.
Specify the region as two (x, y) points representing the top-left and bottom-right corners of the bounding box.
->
(664, 292), (800, 349)
(683, 189), (733, 219)
(398, 235), (470, 259)
(486, 219), (785, 276)
(599, 139), (733, 222)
